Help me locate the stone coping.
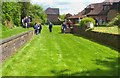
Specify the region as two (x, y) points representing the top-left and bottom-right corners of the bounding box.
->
(0, 30), (33, 45)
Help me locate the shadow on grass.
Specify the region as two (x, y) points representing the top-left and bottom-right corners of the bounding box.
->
(51, 57), (120, 77)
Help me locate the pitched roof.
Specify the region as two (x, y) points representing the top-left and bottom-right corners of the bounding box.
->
(69, 10), (86, 19)
(104, 0), (120, 3)
(45, 8), (59, 14)
(87, 3), (106, 15)
(103, 0), (120, 5)
(69, 0), (120, 18)
(65, 13), (72, 18)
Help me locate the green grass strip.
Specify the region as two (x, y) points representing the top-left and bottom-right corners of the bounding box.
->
(1, 26), (119, 76)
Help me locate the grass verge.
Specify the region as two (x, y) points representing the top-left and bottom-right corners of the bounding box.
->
(1, 26), (119, 76)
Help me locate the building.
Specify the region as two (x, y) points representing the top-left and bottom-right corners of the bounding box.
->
(69, 0), (120, 24)
(64, 13), (72, 19)
(45, 7), (60, 25)
(87, 0), (120, 22)
(68, 10), (87, 24)
(107, 1), (120, 21)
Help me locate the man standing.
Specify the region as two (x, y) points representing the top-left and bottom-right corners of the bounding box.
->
(28, 16), (32, 28)
(62, 22), (66, 34)
(49, 22), (53, 32)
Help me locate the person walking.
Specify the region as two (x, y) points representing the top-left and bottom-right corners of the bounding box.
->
(27, 16), (31, 28)
(24, 16), (31, 28)
(24, 16), (28, 28)
(38, 23), (42, 34)
(62, 22), (67, 34)
(34, 23), (39, 35)
(22, 17), (25, 27)
(49, 22), (53, 32)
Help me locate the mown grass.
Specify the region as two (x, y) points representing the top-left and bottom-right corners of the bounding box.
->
(0, 24), (33, 39)
(92, 26), (119, 34)
(1, 25), (119, 76)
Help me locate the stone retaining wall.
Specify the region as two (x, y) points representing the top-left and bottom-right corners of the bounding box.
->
(0, 30), (34, 63)
(73, 26), (120, 51)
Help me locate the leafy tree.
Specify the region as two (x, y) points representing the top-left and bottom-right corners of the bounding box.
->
(60, 14), (66, 21)
(107, 14), (120, 26)
(29, 4), (47, 25)
(2, 2), (21, 27)
(2, 1), (47, 28)
(19, 1), (31, 19)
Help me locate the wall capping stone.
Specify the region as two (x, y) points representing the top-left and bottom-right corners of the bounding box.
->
(0, 30), (33, 45)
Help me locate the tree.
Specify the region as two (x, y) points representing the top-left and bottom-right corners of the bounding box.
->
(2, 1), (47, 28)
(29, 4), (47, 25)
(2, 2), (21, 27)
(107, 14), (120, 26)
(60, 14), (66, 21)
(19, 2), (31, 19)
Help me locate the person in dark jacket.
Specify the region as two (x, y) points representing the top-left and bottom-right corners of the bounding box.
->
(38, 23), (42, 34)
(34, 23), (38, 35)
(62, 22), (66, 33)
(27, 16), (31, 28)
(24, 16), (28, 28)
(49, 22), (53, 32)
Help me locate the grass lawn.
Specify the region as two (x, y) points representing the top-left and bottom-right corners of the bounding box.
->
(92, 26), (119, 34)
(0, 27), (33, 40)
(1, 25), (119, 76)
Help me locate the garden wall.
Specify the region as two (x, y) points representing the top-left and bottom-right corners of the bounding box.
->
(0, 30), (34, 63)
(73, 25), (120, 51)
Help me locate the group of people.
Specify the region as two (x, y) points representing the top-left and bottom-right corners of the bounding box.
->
(22, 16), (32, 28)
(94, 18), (104, 26)
(33, 22), (53, 35)
(32, 19), (74, 35)
(33, 23), (42, 35)
(61, 19), (73, 33)
(62, 22), (67, 33)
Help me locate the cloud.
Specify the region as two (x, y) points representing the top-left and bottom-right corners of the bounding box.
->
(30, 0), (105, 15)
(55, 2), (71, 5)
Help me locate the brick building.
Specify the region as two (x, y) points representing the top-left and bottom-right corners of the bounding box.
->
(45, 7), (60, 25)
(64, 13), (72, 19)
(69, 0), (120, 24)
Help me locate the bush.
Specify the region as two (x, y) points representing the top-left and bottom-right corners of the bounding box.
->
(79, 17), (95, 27)
(30, 22), (35, 28)
(107, 14), (120, 26)
(0, 23), (9, 32)
(2, 2), (21, 27)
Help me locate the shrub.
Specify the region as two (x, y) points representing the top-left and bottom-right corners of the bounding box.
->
(2, 2), (21, 27)
(0, 23), (9, 32)
(30, 17), (42, 27)
(107, 14), (120, 26)
(79, 17), (95, 27)
(30, 22), (35, 28)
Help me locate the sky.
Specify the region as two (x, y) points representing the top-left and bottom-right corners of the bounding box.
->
(30, 0), (105, 15)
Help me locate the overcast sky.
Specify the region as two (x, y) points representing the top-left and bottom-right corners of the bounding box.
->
(30, 0), (105, 15)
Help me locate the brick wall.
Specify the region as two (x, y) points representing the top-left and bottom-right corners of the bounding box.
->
(0, 30), (34, 63)
(73, 25), (120, 51)
(47, 14), (60, 25)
